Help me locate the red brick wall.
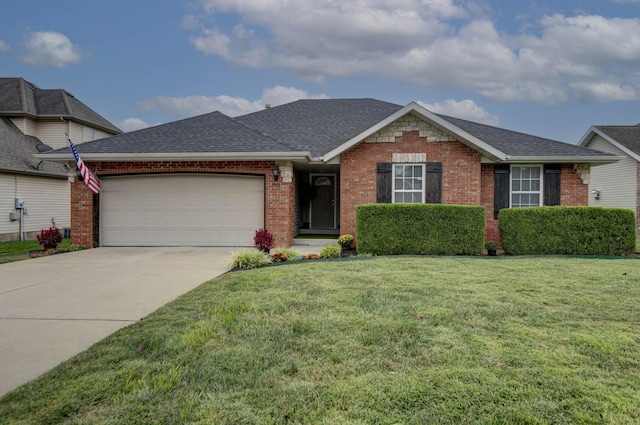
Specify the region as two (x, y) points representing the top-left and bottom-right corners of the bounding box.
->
(71, 161), (295, 248)
(340, 131), (483, 238)
(482, 164), (589, 245)
(481, 164), (499, 242)
(561, 164), (589, 206)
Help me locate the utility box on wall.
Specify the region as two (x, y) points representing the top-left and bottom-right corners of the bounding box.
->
(15, 198), (25, 209)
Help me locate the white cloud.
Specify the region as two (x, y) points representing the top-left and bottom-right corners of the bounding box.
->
(22, 31), (82, 68)
(186, 1), (640, 104)
(0, 40), (8, 52)
(118, 118), (155, 132)
(418, 99), (500, 126)
(138, 85), (329, 118)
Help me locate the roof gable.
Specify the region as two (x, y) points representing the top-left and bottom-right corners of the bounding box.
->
(323, 102), (612, 163)
(0, 78), (121, 134)
(579, 126), (640, 162)
(0, 117), (67, 177)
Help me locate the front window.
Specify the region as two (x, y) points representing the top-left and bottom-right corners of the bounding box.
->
(393, 164), (424, 203)
(511, 166), (542, 207)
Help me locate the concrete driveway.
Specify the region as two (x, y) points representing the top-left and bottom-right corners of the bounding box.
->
(0, 247), (234, 397)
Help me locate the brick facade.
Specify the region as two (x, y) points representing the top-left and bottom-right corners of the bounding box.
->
(339, 113), (590, 244)
(70, 160), (296, 248)
(70, 116), (592, 249)
(340, 120), (483, 239)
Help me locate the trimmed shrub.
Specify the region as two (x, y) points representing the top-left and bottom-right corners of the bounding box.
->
(230, 249), (272, 270)
(356, 204), (485, 256)
(499, 206), (636, 256)
(304, 253), (320, 260)
(319, 244), (341, 259)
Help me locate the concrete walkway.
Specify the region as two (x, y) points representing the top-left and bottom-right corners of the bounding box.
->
(0, 247), (235, 397)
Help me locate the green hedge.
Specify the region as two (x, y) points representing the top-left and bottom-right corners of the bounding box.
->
(499, 206), (636, 256)
(356, 204), (485, 256)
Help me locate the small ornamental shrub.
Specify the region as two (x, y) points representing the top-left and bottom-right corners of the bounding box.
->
(253, 228), (274, 252)
(319, 244), (341, 259)
(270, 252), (288, 263)
(37, 227), (63, 250)
(230, 249), (272, 270)
(485, 240), (498, 250)
(273, 247), (302, 261)
(304, 253), (320, 260)
(337, 234), (354, 248)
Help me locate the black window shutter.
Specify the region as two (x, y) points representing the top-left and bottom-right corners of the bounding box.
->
(544, 164), (562, 206)
(425, 162), (442, 204)
(494, 164), (510, 219)
(376, 162), (392, 203)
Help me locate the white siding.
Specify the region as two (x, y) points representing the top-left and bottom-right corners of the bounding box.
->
(68, 121), (83, 145)
(0, 173), (70, 240)
(16, 175), (71, 234)
(36, 120), (69, 149)
(0, 173), (20, 239)
(586, 135), (637, 213)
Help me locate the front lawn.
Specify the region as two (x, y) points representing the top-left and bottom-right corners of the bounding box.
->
(0, 239), (72, 264)
(1, 256), (639, 424)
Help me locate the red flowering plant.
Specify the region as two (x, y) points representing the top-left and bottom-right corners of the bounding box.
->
(253, 228), (274, 253)
(37, 226), (63, 250)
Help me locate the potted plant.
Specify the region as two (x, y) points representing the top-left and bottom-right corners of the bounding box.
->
(485, 240), (499, 256)
(337, 234), (354, 250)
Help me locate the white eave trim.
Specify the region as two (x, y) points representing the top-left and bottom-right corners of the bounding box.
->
(322, 101), (507, 162)
(578, 126), (640, 162)
(504, 155), (623, 164)
(34, 151), (313, 162)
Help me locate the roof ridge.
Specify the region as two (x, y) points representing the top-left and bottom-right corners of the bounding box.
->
(230, 115), (303, 153)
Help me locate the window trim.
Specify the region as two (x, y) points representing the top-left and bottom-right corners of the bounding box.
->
(392, 163), (425, 204)
(509, 164), (543, 208)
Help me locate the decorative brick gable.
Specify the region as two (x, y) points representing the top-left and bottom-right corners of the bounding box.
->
(341, 115), (482, 238)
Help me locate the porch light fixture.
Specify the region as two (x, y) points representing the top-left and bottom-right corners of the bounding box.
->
(273, 165), (279, 181)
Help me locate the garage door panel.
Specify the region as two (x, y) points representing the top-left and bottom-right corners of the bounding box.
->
(101, 174), (264, 247)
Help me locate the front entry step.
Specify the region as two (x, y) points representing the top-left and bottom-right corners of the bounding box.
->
(293, 237), (338, 246)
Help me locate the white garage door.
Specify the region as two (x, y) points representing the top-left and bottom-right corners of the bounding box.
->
(101, 174), (264, 246)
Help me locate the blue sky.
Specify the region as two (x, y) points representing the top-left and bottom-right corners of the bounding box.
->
(2, 0), (640, 144)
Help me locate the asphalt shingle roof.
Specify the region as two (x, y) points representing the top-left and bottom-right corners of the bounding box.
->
(235, 98), (403, 157)
(0, 78), (121, 134)
(594, 125), (640, 156)
(0, 117), (67, 176)
(57, 111), (297, 154)
(40, 98), (615, 161)
(439, 114), (613, 158)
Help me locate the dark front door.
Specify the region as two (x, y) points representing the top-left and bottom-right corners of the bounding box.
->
(310, 175), (335, 228)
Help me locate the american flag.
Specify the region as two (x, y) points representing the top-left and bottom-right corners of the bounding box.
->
(68, 137), (101, 195)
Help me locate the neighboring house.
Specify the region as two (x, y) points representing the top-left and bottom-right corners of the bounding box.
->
(579, 125), (640, 234)
(0, 78), (121, 241)
(39, 99), (619, 248)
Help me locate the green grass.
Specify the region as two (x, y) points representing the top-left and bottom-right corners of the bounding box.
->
(0, 239), (72, 264)
(1, 256), (639, 424)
